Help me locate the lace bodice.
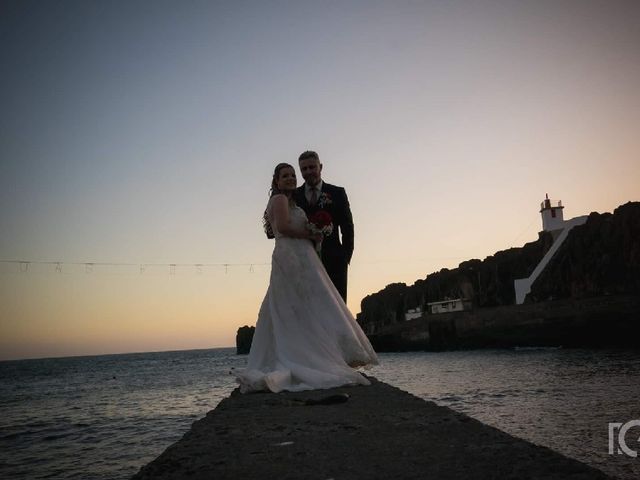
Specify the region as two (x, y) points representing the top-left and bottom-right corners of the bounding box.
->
(267, 197), (308, 239)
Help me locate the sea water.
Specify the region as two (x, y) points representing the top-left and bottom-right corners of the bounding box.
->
(1, 347), (639, 479)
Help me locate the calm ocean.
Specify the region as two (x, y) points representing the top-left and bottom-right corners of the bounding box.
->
(1, 347), (639, 479)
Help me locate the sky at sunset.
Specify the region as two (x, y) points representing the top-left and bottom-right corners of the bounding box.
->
(1, 0), (639, 360)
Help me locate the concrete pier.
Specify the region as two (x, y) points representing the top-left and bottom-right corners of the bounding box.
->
(131, 377), (611, 479)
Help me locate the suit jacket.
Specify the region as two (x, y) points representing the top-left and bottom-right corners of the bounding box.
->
(294, 182), (354, 266)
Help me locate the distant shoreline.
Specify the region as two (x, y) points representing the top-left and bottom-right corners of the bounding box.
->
(0, 345), (236, 363)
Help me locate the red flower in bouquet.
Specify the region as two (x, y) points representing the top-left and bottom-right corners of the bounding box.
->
(308, 210), (334, 254)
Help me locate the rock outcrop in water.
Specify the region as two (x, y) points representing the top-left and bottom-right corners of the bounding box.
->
(235, 326), (255, 355)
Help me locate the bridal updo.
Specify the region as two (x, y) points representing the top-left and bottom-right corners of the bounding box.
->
(263, 163), (295, 239)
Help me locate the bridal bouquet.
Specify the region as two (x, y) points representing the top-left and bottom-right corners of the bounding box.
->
(308, 210), (333, 255)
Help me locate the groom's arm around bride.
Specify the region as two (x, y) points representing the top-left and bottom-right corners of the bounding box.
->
(294, 150), (354, 302)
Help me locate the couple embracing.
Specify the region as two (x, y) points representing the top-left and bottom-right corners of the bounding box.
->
(235, 151), (378, 393)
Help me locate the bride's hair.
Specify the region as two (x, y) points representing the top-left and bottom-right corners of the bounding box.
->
(263, 163), (295, 239)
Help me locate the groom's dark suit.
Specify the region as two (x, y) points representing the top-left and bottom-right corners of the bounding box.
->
(294, 182), (354, 302)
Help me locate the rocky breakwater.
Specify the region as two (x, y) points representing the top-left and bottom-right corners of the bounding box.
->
(131, 377), (611, 479)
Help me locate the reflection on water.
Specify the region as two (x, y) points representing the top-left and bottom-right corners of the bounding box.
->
(370, 349), (640, 480)
(0, 348), (245, 480)
(1, 347), (639, 479)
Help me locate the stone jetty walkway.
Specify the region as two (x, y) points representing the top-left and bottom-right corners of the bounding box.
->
(132, 377), (611, 479)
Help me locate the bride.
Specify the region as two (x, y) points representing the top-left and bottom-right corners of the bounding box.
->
(234, 163), (378, 393)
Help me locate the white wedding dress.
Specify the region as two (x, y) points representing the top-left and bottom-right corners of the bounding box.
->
(234, 198), (378, 393)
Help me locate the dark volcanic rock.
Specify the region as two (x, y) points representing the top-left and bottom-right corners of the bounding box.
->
(357, 201), (640, 346)
(529, 201), (640, 301)
(357, 231), (553, 333)
(367, 295), (640, 352)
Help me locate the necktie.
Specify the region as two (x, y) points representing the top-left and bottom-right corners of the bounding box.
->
(309, 187), (318, 206)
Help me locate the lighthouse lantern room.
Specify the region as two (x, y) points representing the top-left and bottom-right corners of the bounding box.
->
(540, 194), (564, 232)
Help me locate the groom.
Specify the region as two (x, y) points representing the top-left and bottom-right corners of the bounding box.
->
(294, 150), (354, 302)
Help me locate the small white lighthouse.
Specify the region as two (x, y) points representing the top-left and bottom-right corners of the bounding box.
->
(514, 194), (588, 304)
(540, 194), (564, 232)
